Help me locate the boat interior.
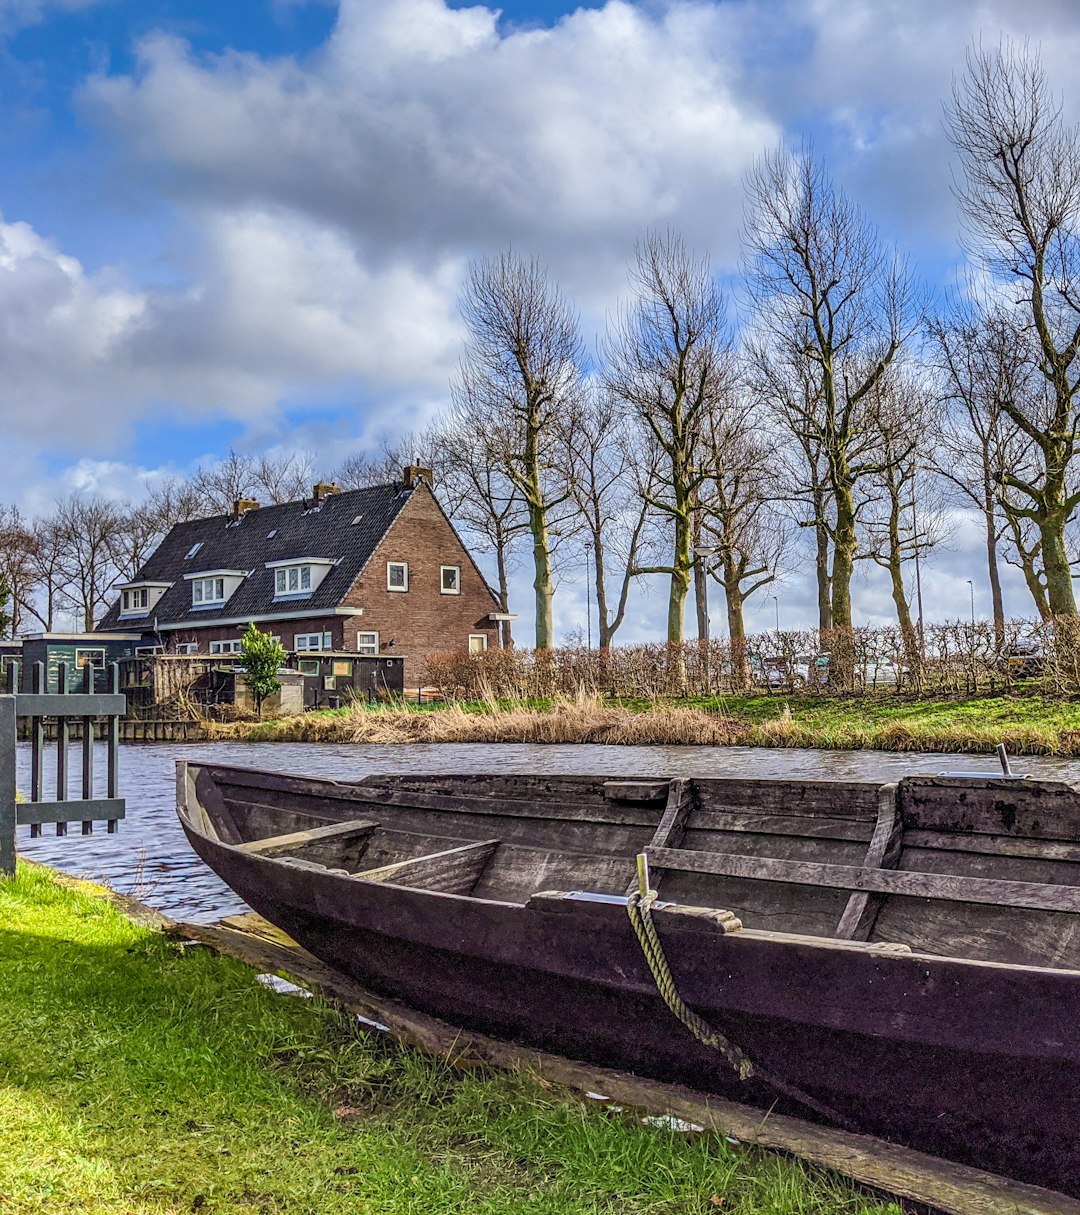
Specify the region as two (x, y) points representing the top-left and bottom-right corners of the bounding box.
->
(182, 763), (1080, 969)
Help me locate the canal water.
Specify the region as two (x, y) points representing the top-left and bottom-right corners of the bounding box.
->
(17, 741), (1080, 923)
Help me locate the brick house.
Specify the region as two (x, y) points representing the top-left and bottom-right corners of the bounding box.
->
(95, 469), (509, 687)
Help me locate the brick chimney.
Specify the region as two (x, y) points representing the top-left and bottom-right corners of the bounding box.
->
(312, 482), (341, 504)
(231, 498), (259, 521)
(403, 464), (434, 489)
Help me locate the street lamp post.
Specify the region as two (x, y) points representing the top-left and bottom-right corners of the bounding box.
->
(967, 580), (975, 626)
(770, 593), (780, 633)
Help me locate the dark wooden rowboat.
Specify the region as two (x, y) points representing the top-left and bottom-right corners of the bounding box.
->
(178, 762), (1080, 1198)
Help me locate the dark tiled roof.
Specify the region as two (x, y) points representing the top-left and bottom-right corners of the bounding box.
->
(96, 484), (415, 631)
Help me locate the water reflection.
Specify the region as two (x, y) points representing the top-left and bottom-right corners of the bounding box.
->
(17, 740), (1080, 923)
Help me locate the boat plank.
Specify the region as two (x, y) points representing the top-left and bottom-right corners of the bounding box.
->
(170, 913), (1080, 1215)
(903, 830), (1080, 863)
(647, 845), (1080, 913)
(836, 783), (902, 941)
(238, 819), (380, 857)
(689, 810), (873, 842)
(356, 839), (499, 894)
(899, 776), (1080, 840)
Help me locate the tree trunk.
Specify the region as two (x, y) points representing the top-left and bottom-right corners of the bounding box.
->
(723, 572), (751, 692)
(982, 471), (1005, 651)
(1041, 512), (1077, 618)
(694, 556), (709, 641)
(829, 482), (857, 690)
(528, 501), (555, 649)
(495, 544), (513, 649)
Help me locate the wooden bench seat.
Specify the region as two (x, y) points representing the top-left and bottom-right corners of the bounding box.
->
(238, 819), (380, 857)
(645, 845), (1080, 914)
(355, 839), (500, 895)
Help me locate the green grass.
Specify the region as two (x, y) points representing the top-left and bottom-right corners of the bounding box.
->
(0, 866), (902, 1214)
(219, 690), (1080, 754)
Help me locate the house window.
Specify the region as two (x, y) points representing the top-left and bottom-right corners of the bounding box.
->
(468, 634), (489, 654)
(274, 564), (313, 597)
(440, 566), (461, 595)
(332, 659), (354, 677)
(209, 639), (243, 654)
(386, 561), (408, 592)
(75, 648), (106, 669)
(134, 645), (163, 657)
(122, 587), (150, 613)
(356, 631), (380, 655)
(297, 658), (320, 675)
(185, 542), (203, 559)
(294, 632), (333, 652)
(192, 577), (226, 605)
(175, 643), (199, 655)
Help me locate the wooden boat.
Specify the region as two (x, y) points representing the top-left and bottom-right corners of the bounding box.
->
(178, 762), (1080, 1198)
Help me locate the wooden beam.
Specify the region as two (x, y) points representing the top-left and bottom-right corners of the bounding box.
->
(238, 819), (380, 857)
(356, 839), (499, 895)
(646, 845), (1080, 914)
(603, 780), (669, 802)
(16, 798), (126, 826)
(13, 692), (126, 716)
(170, 912), (1080, 1215)
(836, 783), (902, 940)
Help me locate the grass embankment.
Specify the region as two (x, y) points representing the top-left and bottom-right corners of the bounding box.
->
(209, 692), (1080, 755)
(0, 865), (899, 1215)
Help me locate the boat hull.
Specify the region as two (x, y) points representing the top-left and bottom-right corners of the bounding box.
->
(182, 820), (1080, 1198)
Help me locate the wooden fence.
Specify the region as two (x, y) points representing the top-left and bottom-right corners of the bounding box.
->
(0, 661), (127, 877)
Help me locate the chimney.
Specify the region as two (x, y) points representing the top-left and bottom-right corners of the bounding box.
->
(231, 498), (259, 521)
(403, 464), (434, 489)
(312, 482), (341, 504)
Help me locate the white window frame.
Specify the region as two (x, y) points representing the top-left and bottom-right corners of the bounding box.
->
(175, 642), (199, 656)
(209, 639), (243, 654)
(468, 634), (489, 654)
(356, 631), (380, 655)
(192, 577), (226, 606)
(440, 565), (461, 595)
(386, 561), (409, 592)
(122, 587), (150, 613)
(75, 647), (106, 669)
(294, 631), (333, 652)
(134, 645), (163, 657)
(274, 564), (313, 596)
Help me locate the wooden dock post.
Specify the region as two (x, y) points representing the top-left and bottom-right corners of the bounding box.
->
(0, 661), (126, 877)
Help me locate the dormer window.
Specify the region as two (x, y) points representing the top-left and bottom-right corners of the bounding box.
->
(124, 588), (149, 613)
(276, 565), (312, 595)
(192, 577), (225, 605)
(266, 557), (336, 600)
(184, 569), (247, 609)
(118, 580), (171, 617)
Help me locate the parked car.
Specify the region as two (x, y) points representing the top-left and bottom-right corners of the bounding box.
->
(1004, 643), (1043, 679)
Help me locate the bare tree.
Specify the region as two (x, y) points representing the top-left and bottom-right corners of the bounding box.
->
(563, 384), (655, 649)
(697, 403), (788, 689)
(452, 251), (582, 649)
(53, 495), (126, 630)
(744, 143), (923, 681)
(0, 506), (38, 636)
(862, 374), (947, 673)
(426, 413), (527, 648)
(189, 449), (322, 512)
(929, 303), (1048, 631)
(606, 231), (734, 645)
(332, 442), (414, 490)
(947, 40), (1080, 616)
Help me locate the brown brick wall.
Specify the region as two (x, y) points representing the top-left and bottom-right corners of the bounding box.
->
(160, 614), (348, 655)
(340, 484), (500, 685)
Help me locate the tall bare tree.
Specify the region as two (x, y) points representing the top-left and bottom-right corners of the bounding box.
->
(929, 304), (1046, 631)
(606, 231), (734, 645)
(947, 41), (1080, 616)
(190, 450), (323, 511)
(53, 495), (126, 630)
(744, 144), (923, 670)
(697, 404), (788, 689)
(425, 413), (527, 649)
(452, 251), (582, 649)
(0, 506), (40, 636)
(564, 384), (655, 650)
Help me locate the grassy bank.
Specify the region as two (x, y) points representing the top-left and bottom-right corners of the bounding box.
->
(0, 865), (900, 1215)
(207, 691), (1080, 755)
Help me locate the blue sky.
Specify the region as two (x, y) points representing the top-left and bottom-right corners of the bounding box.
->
(3, 0), (1079, 639)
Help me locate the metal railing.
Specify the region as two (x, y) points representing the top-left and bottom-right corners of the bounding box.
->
(0, 661), (126, 876)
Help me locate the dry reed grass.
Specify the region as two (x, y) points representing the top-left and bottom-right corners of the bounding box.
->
(209, 694), (742, 747)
